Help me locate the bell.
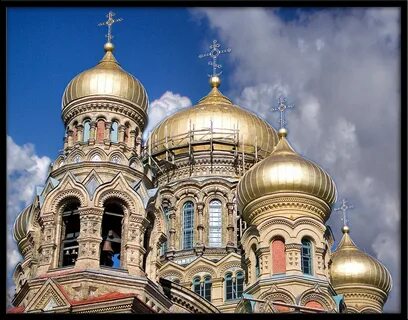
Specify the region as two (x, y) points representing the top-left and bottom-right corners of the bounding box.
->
(102, 239), (114, 253)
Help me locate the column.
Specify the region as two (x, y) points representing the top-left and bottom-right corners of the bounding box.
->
(314, 247), (327, 279)
(103, 121), (112, 146)
(226, 202), (235, 252)
(126, 215), (149, 276)
(129, 130), (136, 150)
(89, 121), (96, 145)
(285, 243), (302, 275)
(118, 125), (126, 144)
(67, 130), (74, 148)
(258, 247), (270, 277)
(37, 213), (57, 276)
(75, 207), (104, 269)
(135, 136), (142, 156)
(76, 124), (84, 144)
(166, 206), (176, 260)
(196, 202), (205, 249)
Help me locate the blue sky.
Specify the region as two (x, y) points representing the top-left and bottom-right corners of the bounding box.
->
(7, 7), (400, 312)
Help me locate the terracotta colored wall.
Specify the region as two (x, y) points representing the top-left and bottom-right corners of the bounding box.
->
(274, 300), (290, 312)
(73, 127), (77, 143)
(305, 301), (324, 310)
(97, 120), (105, 143)
(271, 238), (286, 274)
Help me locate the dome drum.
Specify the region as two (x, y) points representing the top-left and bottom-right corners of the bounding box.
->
(241, 192), (333, 225)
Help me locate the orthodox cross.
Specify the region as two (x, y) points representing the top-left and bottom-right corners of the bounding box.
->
(98, 11), (123, 43)
(334, 199), (354, 227)
(272, 96), (294, 129)
(199, 40), (232, 77)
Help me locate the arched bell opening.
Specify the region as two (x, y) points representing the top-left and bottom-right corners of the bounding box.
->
(59, 199), (81, 267)
(100, 202), (124, 268)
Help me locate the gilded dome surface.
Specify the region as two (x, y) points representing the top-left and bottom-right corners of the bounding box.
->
(330, 228), (392, 294)
(13, 204), (33, 244)
(149, 80), (278, 158)
(237, 129), (337, 212)
(62, 44), (148, 111)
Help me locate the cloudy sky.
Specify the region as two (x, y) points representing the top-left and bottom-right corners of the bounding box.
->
(7, 8), (400, 312)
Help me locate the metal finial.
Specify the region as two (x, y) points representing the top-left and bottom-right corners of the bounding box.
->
(198, 40), (232, 77)
(334, 199), (354, 228)
(272, 96), (295, 129)
(98, 11), (123, 44)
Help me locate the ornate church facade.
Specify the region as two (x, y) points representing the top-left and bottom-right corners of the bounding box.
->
(9, 14), (392, 314)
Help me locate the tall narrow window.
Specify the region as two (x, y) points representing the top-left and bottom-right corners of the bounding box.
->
(236, 271), (244, 298)
(225, 272), (233, 300)
(301, 238), (313, 275)
(208, 200), (222, 247)
(183, 201), (194, 249)
(83, 120), (91, 142)
(100, 203), (123, 268)
(110, 121), (119, 143)
(97, 119), (105, 143)
(271, 237), (286, 274)
(204, 276), (212, 301)
(193, 276), (201, 295)
(60, 201), (80, 267)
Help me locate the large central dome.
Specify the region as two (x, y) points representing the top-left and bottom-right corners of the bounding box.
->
(149, 77), (278, 159)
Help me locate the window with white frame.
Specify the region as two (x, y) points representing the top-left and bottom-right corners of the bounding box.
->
(208, 200), (222, 247)
(183, 201), (194, 249)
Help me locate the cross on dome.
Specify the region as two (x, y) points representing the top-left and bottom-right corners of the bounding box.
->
(199, 40), (232, 78)
(272, 96), (295, 130)
(334, 198), (354, 232)
(98, 11), (123, 44)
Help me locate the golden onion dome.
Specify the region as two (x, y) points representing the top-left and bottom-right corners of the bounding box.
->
(330, 226), (392, 294)
(237, 128), (337, 213)
(62, 42), (148, 111)
(149, 76), (278, 158)
(13, 204), (33, 245)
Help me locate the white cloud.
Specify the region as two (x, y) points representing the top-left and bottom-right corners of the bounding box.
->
(193, 8), (400, 312)
(144, 91), (192, 140)
(6, 136), (51, 307)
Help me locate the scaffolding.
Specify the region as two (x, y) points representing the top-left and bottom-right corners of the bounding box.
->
(143, 123), (268, 177)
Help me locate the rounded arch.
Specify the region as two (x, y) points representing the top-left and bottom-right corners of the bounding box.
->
(160, 269), (184, 282)
(95, 190), (139, 216)
(185, 265), (217, 281)
(299, 290), (335, 311)
(44, 186), (88, 214)
(294, 225), (325, 245)
(264, 227), (292, 245)
(108, 152), (124, 164)
(258, 290), (296, 313)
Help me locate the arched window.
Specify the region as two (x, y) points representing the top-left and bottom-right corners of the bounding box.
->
(59, 200), (80, 267)
(83, 120), (91, 142)
(110, 121), (119, 143)
(208, 200), (222, 247)
(100, 202), (124, 268)
(182, 201), (194, 249)
(301, 238), (313, 275)
(97, 119), (105, 143)
(192, 275), (212, 301)
(271, 237), (286, 274)
(225, 271), (245, 300)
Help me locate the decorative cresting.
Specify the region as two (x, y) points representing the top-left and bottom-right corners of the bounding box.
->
(329, 225), (392, 312)
(62, 11), (148, 115)
(237, 127), (337, 222)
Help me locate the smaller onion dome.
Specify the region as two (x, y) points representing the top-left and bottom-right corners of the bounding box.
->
(62, 42), (148, 111)
(237, 128), (337, 215)
(13, 204), (33, 245)
(330, 226), (392, 295)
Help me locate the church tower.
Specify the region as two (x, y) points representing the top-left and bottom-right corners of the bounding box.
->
(236, 117), (341, 312)
(11, 12), (171, 313)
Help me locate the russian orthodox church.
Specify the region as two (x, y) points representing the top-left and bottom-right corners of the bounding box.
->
(9, 13), (392, 314)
